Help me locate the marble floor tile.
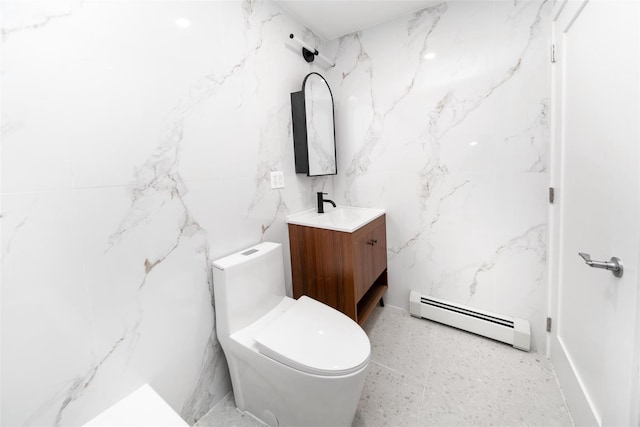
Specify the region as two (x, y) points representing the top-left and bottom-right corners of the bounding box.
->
(194, 393), (262, 427)
(419, 319), (572, 427)
(352, 362), (423, 427)
(362, 303), (439, 386)
(196, 306), (573, 427)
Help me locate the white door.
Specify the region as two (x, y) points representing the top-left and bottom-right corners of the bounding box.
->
(549, 1), (640, 426)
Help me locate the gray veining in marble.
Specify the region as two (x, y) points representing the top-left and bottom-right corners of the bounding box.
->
(323, 0), (551, 351)
(1, 0), (318, 425)
(3, 0), (555, 424)
(181, 333), (232, 425)
(1, 1), (83, 39)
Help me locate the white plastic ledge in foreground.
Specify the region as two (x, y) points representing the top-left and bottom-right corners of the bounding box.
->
(82, 384), (189, 427)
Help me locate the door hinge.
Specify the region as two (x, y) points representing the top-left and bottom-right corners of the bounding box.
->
(549, 187), (555, 204)
(546, 317), (552, 332)
(551, 44), (557, 63)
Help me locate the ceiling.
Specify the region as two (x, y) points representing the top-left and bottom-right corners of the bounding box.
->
(275, 0), (442, 40)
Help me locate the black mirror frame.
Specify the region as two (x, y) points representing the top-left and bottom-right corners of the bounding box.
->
(290, 72), (337, 176)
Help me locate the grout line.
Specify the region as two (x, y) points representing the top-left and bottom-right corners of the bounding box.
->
(417, 322), (439, 422)
(424, 324), (439, 388)
(369, 360), (410, 379)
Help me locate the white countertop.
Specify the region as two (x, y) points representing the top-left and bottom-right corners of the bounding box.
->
(286, 206), (385, 232)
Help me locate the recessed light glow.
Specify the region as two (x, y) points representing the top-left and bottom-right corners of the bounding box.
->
(469, 141), (478, 146)
(423, 52), (436, 60)
(175, 18), (191, 28)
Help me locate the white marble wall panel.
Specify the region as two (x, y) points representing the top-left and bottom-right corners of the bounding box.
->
(1, 0), (330, 425)
(324, 0), (550, 351)
(2, 0), (551, 424)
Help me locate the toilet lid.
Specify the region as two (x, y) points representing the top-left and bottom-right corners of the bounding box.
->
(253, 296), (371, 376)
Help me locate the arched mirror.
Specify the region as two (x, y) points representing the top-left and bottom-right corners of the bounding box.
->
(290, 72), (337, 176)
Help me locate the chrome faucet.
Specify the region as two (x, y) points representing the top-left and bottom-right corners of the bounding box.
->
(317, 192), (336, 213)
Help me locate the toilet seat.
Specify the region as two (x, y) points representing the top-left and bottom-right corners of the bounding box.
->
(254, 296), (370, 376)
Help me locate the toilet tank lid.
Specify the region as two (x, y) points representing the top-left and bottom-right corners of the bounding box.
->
(212, 242), (281, 270)
(253, 296), (371, 376)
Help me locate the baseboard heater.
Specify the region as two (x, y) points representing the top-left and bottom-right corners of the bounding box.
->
(409, 291), (531, 351)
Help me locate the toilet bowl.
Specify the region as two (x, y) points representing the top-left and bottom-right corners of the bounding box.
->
(212, 242), (370, 427)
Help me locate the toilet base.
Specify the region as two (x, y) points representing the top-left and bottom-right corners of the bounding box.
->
(223, 337), (368, 427)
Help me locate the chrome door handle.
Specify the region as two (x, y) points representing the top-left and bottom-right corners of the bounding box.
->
(578, 252), (624, 278)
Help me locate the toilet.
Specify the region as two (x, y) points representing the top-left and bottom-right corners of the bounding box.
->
(212, 242), (370, 427)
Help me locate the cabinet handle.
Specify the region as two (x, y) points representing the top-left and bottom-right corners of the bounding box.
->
(368, 239), (378, 246)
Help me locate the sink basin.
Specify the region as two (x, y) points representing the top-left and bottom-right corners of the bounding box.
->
(286, 206), (385, 233)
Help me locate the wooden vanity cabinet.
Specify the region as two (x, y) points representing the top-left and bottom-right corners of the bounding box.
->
(288, 214), (388, 326)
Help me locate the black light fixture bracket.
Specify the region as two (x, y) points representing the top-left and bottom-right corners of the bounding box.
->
(288, 33), (335, 67)
(302, 46), (318, 63)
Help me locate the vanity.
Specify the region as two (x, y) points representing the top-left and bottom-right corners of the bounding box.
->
(288, 74), (386, 325)
(287, 207), (388, 325)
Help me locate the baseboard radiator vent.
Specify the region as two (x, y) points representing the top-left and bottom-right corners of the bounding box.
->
(409, 291), (531, 351)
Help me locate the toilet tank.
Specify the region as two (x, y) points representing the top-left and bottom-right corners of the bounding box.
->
(212, 242), (287, 336)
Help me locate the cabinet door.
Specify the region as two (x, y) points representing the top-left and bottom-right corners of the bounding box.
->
(289, 224), (357, 320)
(354, 218), (387, 301)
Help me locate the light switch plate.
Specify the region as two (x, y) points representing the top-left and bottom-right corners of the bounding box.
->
(270, 171), (284, 189)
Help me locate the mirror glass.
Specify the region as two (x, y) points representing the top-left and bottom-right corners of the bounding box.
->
(303, 73), (336, 175)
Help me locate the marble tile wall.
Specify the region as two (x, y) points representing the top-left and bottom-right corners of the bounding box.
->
(1, 1), (332, 425)
(2, 0), (551, 425)
(323, 0), (550, 351)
